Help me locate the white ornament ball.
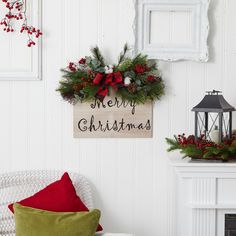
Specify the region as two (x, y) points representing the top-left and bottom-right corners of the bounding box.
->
(105, 65), (113, 74)
(124, 77), (132, 86)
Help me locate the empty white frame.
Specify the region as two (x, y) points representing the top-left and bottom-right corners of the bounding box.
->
(135, 0), (210, 62)
(0, 0), (42, 80)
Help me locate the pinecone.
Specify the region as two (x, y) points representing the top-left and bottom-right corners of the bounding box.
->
(82, 82), (89, 87)
(128, 83), (137, 93)
(73, 84), (83, 91)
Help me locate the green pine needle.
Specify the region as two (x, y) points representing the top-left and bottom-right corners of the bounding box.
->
(132, 53), (148, 65)
(90, 46), (105, 67)
(118, 43), (129, 65)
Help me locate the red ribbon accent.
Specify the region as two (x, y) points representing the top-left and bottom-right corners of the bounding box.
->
(104, 73), (113, 85)
(93, 73), (103, 85)
(96, 87), (109, 101)
(94, 71), (124, 100)
(113, 71), (123, 84)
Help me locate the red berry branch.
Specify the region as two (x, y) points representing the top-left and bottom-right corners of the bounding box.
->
(0, 0), (42, 47)
(177, 134), (217, 149)
(166, 133), (236, 161)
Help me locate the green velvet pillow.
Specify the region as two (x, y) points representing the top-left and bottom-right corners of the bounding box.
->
(14, 204), (101, 236)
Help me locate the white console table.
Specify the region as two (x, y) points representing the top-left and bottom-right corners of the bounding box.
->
(170, 157), (236, 236)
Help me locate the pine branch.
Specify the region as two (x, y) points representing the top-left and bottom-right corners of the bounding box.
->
(118, 43), (129, 65)
(165, 138), (181, 152)
(90, 46), (105, 67)
(180, 145), (203, 158)
(132, 53), (148, 65)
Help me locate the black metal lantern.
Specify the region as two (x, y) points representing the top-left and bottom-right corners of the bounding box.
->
(192, 90), (235, 142)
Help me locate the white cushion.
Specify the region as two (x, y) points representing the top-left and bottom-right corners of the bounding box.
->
(0, 170), (93, 236)
(0, 170), (133, 236)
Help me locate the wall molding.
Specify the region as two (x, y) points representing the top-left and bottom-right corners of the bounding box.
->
(134, 0), (210, 61)
(0, 0), (42, 81)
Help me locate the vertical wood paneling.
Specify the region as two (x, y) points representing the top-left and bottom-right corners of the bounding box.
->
(153, 60), (172, 235)
(223, 0), (236, 125)
(188, 62), (206, 133)
(192, 209), (216, 236)
(133, 139), (155, 235)
(28, 82), (45, 169)
(192, 178), (216, 205)
(0, 83), (12, 169)
(42, 0), (64, 169)
(0, 0), (235, 235)
(205, 0), (225, 91)
(170, 61), (188, 135)
(115, 140), (136, 234)
(10, 82), (29, 170)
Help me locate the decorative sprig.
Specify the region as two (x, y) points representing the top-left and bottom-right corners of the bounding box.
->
(166, 134), (236, 161)
(118, 43), (129, 65)
(132, 53), (148, 65)
(90, 46), (105, 67)
(0, 0), (42, 47)
(57, 44), (165, 104)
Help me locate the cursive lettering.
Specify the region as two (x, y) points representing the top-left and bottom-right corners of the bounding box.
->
(77, 115), (151, 132)
(90, 97), (137, 115)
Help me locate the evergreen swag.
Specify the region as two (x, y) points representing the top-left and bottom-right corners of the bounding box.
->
(57, 44), (164, 104)
(166, 134), (236, 161)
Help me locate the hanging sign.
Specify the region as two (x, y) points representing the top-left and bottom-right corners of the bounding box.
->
(73, 96), (153, 138)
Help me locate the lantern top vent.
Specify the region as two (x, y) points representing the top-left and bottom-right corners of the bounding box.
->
(192, 90), (235, 113)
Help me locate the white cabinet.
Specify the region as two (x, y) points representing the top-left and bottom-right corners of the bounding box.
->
(170, 157), (236, 236)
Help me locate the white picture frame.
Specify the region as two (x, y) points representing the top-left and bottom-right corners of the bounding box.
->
(0, 0), (42, 80)
(135, 0), (210, 62)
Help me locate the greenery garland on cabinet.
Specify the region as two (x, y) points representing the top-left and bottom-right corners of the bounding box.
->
(166, 133), (236, 161)
(57, 44), (164, 104)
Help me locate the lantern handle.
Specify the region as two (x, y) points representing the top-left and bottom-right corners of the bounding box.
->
(206, 90), (222, 95)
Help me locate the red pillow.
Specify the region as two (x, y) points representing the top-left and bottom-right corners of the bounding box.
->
(8, 172), (103, 232)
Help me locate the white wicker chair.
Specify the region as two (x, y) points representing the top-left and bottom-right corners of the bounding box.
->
(0, 170), (133, 236)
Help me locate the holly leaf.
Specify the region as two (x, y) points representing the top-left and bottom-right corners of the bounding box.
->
(85, 56), (92, 64)
(97, 67), (105, 73)
(124, 71), (135, 78)
(135, 80), (141, 86)
(91, 59), (101, 68)
(205, 146), (221, 155)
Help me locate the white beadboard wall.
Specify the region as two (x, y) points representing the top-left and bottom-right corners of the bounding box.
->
(0, 0), (236, 235)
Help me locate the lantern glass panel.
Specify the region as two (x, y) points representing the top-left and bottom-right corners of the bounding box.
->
(196, 112), (232, 141)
